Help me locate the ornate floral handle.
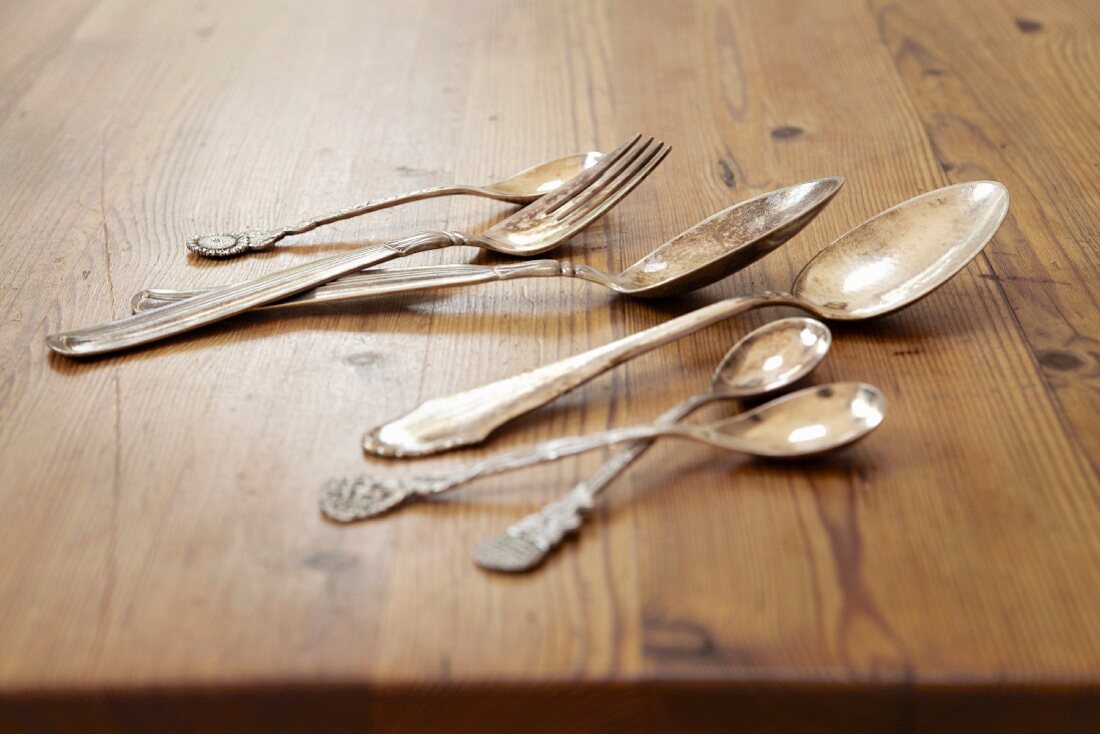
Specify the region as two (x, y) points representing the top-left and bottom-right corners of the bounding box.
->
(361, 293), (792, 457)
(46, 231), (464, 357)
(473, 392), (715, 572)
(320, 424), (675, 522)
(186, 185), (476, 258)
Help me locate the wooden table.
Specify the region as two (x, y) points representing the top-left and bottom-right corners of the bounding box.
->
(2, 0), (1098, 730)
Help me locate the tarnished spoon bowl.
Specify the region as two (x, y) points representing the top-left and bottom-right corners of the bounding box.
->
(792, 180), (1009, 319)
(608, 177), (844, 297)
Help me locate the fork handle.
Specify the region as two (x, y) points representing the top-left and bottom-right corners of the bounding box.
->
(132, 260), (573, 313)
(47, 230), (463, 357)
(363, 292), (797, 457)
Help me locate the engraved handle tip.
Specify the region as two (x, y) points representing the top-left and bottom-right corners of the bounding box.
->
(474, 491), (591, 573)
(187, 230), (282, 259)
(319, 475), (410, 522)
(473, 534), (550, 573)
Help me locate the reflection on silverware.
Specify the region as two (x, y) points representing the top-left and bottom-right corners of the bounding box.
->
(133, 177), (843, 312)
(47, 135), (668, 357)
(363, 181), (1008, 458)
(473, 317), (831, 572)
(187, 151), (605, 258)
(321, 381), (882, 523)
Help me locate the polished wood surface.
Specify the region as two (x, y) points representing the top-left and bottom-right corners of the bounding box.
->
(1, 0), (1098, 730)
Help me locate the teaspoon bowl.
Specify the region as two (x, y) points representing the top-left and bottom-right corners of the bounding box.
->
(715, 317), (831, 395)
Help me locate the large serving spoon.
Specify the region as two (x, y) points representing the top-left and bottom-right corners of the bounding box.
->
(187, 151), (605, 258)
(132, 177), (845, 312)
(46, 135), (665, 358)
(364, 180), (1008, 458)
(322, 316), (830, 524)
(474, 317), (830, 572)
(322, 380), (881, 522)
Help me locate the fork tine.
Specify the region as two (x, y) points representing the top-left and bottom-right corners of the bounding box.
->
(543, 137), (654, 217)
(522, 134), (644, 216)
(551, 138), (661, 218)
(554, 143), (670, 232)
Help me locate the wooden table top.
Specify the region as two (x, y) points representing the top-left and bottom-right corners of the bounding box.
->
(2, 0), (1099, 730)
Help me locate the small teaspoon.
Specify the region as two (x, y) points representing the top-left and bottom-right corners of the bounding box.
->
(473, 317), (831, 572)
(320, 379), (882, 523)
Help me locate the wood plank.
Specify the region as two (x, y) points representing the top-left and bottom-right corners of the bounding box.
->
(0, 0), (1098, 729)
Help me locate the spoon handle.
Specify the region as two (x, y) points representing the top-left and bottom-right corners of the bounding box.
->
(363, 292), (796, 457)
(473, 393), (721, 572)
(322, 420), (734, 522)
(185, 184), (491, 259)
(46, 231), (463, 358)
(473, 392), (717, 572)
(131, 261), (572, 313)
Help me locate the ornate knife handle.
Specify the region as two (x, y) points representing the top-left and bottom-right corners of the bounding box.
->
(187, 185), (478, 258)
(46, 230), (464, 357)
(362, 293), (794, 457)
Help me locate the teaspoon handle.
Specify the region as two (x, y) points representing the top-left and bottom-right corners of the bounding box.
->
(323, 421), (723, 522)
(363, 292), (795, 457)
(185, 185), (474, 258)
(46, 230), (462, 357)
(132, 260), (571, 313)
(473, 392), (719, 572)
(284, 185), (471, 234)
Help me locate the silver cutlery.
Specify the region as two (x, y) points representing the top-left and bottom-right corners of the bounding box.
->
(46, 135), (667, 357)
(362, 180), (1009, 458)
(472, 317), (831, 572)
(187, 151), (604, 258)
(321, 380), (883, 522)
(132, 178), (843, 312)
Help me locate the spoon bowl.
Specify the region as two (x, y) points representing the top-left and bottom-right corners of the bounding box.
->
(704, 381), (885, 458)
(792, 180), (1009, 319)
(714, 317), (831, 395)
(483, 151), (604, 199)
(610, 177), (844, 297)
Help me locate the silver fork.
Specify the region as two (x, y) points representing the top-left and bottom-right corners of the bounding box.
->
(46, 135), (668, 357)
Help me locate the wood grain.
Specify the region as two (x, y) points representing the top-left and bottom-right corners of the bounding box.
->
(1, 0), (1098, 730)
